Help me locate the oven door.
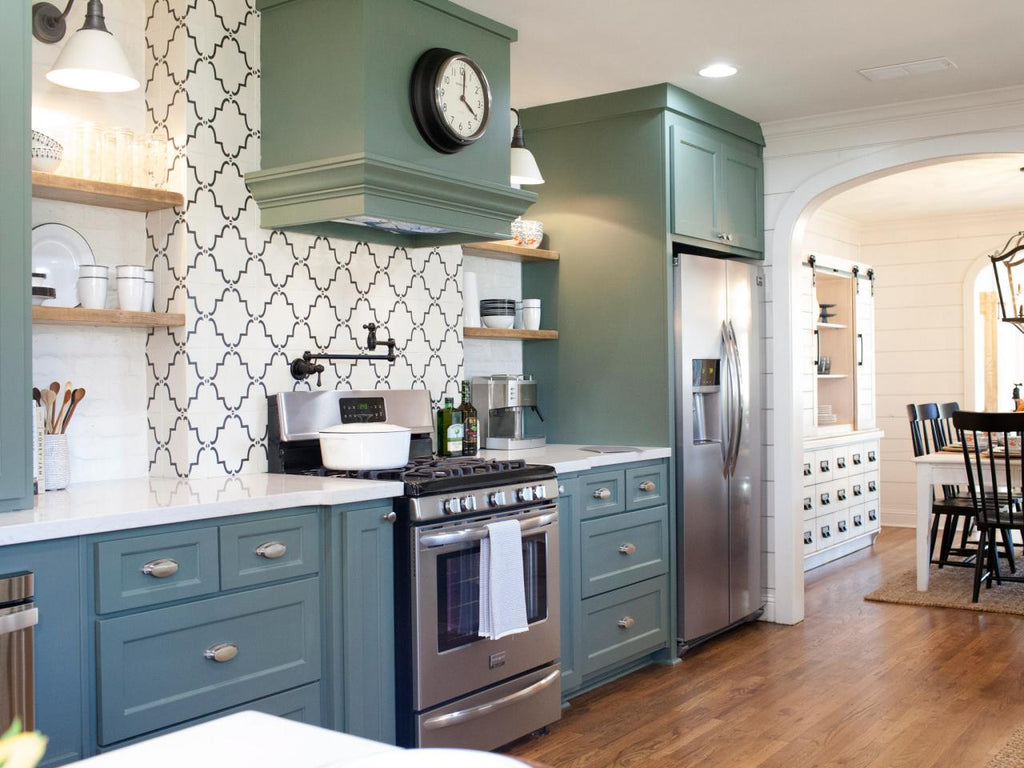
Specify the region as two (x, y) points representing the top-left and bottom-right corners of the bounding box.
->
(412, 502), (560, 711)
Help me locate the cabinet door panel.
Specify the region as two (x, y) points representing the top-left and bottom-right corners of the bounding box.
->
(556, 476), (582, 696)
(580, 506), (669, 598)
(581, 578), (669, 675)
(721, 146), (764, 253)
(220, 510), (320, 590)
(671, 125), (719, 242)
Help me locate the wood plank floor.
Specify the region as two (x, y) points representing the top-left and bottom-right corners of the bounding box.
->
(502, 527), (1024, 767)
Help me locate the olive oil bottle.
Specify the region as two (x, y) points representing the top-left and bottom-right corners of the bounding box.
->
(459, 381), (479, 456)
(437, 396), (463, 457)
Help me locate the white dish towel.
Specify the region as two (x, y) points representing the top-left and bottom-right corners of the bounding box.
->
(478, 519), (529, 639)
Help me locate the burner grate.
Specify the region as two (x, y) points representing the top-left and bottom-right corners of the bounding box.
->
(316, 456), (528, 484)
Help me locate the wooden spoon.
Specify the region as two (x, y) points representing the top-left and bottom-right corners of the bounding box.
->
(61, 388), (85, 434)
(32, 387), (41, 407)
(49, 381), (60, 396)
(40, 389), (57, 434)
(53, 387), (73, 434)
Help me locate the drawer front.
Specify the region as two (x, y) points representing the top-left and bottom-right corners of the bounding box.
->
(95, 528), (220, 614)
(832, 446), (851, 479)
(833, 508), (851, 544)
(220, 510), (320, 590)
(582, 578), (669, 675)
(625, 464), (668, 510)
(849, 503), (867, 535)
(864, 441), (880, 468)
(814, 482), (835, 517)
(849, 446), (866, 470)
(801, 453), (815, 488)
(816, 512), (837, 551)
(849, 474), (866, 503)
(865, 470), (880, 502)
(580, 470), (626, 519)
(801, 490), (815, 522)
(832, 478), (851, 511)
(580, 506), (669, 598)
(97, 578), (321, 744)
(813, 450), (834, 483)
(803, 523), (817, 555)
(865, 501), (881, 532)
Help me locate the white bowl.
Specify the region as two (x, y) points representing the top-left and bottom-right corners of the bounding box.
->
(319, 422), (411, 470)
(482, 315), (515, 329)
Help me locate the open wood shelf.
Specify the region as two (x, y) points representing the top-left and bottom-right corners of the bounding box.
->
(32, 172), (184, 212)
(464, 327), (558, 340)
(816, 322), (847, 329)
(32, 306), (185, 328)
(816, 374), (848, 379)
(462, 241), (560, 263)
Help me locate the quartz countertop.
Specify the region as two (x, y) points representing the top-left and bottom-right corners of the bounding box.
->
(0, 473), (403, 546)
(480, 443), (671, 474)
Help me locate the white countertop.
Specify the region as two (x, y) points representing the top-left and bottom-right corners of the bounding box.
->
(0, 445), (671, 546)
(0, 474), (403, 546)
(480, 443), (671, 474)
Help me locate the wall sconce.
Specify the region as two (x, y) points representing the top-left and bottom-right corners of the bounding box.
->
(32, 0), (140, 93)
(990, 230), (1024, 334)
(510, 108), (544, 188)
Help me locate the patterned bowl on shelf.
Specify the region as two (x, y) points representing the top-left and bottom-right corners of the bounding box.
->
(30, 130), (63, 173)
(510, 218), (543, 248)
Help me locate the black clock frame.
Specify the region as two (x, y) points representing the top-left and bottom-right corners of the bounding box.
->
(410, 47), (491, 154)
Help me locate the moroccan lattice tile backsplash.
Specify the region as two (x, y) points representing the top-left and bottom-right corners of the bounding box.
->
(145, 0), (464, 478)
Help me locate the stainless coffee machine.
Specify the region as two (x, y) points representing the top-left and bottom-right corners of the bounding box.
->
(471, 374), (546, 450)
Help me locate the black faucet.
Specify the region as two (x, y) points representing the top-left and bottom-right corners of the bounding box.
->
(290, 323), (399, 386)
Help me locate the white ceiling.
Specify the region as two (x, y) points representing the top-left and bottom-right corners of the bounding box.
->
(458, 0), (1024, 124)
(818, 155), (1024, 223)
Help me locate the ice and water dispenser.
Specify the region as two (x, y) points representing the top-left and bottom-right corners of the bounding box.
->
(691, 358), (721, 444)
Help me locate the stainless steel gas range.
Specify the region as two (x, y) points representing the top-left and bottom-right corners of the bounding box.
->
(267, 389), (562, 751)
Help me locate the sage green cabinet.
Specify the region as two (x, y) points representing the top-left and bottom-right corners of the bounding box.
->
(559, 459), (671, 699)
(0, 1), (32, 512)
(670, 121), (764, 254)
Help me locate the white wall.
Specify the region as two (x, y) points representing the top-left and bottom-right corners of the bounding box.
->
(462, 253), (524, 381)
(762, 84), (1024, 624)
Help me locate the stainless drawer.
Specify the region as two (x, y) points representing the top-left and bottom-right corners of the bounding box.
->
(220, 510), (320, 590)
(96, 578), (321, 744)
(580, 470), (625, 519)
(581, 577), (669, 675)
(94, 528), (219, 614)
(580, 506), (669, 598)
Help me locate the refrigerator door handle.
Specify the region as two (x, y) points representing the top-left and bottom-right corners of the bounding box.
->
(727, 321), (744, 477)
(720, 322), (732, 476)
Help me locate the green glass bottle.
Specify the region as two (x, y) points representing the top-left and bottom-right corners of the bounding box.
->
(459, 381), (479, 456)
(437, 396), (463, 457)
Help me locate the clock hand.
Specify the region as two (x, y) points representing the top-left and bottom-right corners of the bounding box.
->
(460, 94), (477, 118)
(462, 69), (467, 97)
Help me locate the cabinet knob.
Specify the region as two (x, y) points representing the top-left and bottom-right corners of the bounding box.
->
(593, 488), (612, 500)
(618, 542), (637, 556)
(617, 616), (636, 629)
(639, 480), (656, 493)
(383, 511), (397, 524)
(255, 541), (287, 559)
(141, 558), (179, 579)
(204, 642), (238, 663)
(558, 485), (565, 494)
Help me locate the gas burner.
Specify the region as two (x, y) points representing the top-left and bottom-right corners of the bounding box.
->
(400, 456), (527, 481)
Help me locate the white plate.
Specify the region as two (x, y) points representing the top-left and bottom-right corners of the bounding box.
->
(31, 223), (95, 307)
(343, 749), (526, 768)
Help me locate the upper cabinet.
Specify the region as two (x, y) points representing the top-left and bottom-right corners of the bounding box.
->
(247, 0), (535, 248)
(670, 120), (764, 256)
(0, 2), (32, 512)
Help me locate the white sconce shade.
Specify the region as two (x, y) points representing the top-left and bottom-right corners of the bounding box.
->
(510, 108), (544, 187)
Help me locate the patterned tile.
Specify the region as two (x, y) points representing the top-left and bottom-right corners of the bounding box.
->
(144, 0), (465, 477)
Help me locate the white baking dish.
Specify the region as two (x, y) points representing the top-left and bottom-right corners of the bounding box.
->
(319, 422), (412, 470)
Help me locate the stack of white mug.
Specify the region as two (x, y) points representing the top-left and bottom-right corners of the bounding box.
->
(520, 298), (541, 330)
(77, 265), (154, 311)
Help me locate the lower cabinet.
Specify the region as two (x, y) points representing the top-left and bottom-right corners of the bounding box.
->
(2, 498), (398, 766)
(559, 459), (672, 699)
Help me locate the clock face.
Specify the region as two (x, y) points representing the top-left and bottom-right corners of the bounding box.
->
(435, 55), (489, 142)
(410, 48), (492, 154)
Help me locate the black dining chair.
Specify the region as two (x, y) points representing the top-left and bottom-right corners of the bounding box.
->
(952, 410), (1024, 602)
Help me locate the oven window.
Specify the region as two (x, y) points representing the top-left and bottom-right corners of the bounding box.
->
(436, 536), (548, 652)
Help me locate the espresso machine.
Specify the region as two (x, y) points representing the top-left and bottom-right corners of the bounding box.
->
(471, 374), (546, 450)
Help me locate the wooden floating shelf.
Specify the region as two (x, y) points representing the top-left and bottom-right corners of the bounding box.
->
(816, 322), (847, 329)
(816, 374), (848, 379)
(464, 327), (559, 340)
(462, 241), (560, 263)
(32, 306), (186, 328)
(32, 172), (184, 212)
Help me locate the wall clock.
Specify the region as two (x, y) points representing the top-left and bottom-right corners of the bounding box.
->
(410, 48), (492, 154)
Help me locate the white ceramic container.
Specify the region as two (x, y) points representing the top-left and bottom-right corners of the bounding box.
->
(117, 276), (145, 311)
(319, 423), (412, 470)
(78, 276), (108, 309)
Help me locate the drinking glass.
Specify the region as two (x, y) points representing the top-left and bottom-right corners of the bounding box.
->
(141, 133), (169, 189)
(101, 127), (134, 184)
(68, 121), (101, 180)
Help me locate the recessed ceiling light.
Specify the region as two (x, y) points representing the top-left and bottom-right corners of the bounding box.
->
(699, 63), (737, 79)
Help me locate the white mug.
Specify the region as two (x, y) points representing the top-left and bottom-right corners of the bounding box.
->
(78, 276), (107, 309)
(523, 306), (541, 330)
(117, 276), (145, 311)
(143, 270), (154, 312)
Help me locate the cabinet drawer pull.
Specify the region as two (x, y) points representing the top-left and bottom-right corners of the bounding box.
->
(819, 460), (830, 473)
(803, 531), (813, 545)
(204, 642), (238, 663)
(836, 457), (846, 469)
(593, 488), (612, 500)
(255, 541), (287, 559)
(558, 485), (565, 494)
(852, 453), (862, 465)
(617, 616), (636, 629)
(383, 511), (397, 524)
(618, 543), (637, 556)
(803, 497), (813, 511)
(141, 558), (179, 579)
(638, 480), (656, 493)
(803, 462), (812, 477)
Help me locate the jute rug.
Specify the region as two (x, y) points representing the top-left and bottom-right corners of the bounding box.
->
(987, 725), (1024, 768)
(864, 566), (1024, 617)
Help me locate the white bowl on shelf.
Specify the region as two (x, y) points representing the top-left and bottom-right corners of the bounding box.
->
(482, 315), (515, 329)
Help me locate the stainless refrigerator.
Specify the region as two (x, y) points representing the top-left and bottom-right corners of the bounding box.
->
(674, 250), (763, 651)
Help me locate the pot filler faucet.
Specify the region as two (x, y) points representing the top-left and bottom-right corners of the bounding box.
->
(290, 323), (399, 386)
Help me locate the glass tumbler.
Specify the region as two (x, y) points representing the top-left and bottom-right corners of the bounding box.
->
(69, 121), (101, 180)
(142, 133), (169, 189)
(102, 127), (134, 184)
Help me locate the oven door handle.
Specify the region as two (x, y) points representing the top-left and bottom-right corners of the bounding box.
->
(421, 668), (561, 731)
(419, 511), (558, 548)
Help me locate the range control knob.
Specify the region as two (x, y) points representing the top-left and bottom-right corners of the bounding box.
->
(460, 495), (477, 512)
(444, 497), (461, 515)
(517, 486), (535, 503)
(488, 491), (506, 507)
(533, 485), (547, 500)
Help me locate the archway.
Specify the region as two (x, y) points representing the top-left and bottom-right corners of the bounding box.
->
(767, 131), (1024, 625)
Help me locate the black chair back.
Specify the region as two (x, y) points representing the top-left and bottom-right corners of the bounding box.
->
(937, 402), (960, 448)
(952, 410), (1024, 529)
(907, 403), (940, 457)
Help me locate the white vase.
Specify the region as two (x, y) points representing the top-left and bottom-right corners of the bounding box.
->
(463, 272), (480, 327)
(43, 434), (70, 491)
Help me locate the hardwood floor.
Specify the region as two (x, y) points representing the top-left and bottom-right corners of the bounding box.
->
(503, 527), (1024, 767)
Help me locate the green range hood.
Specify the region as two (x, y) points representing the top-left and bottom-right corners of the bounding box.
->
(247, 0), (536, 247)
